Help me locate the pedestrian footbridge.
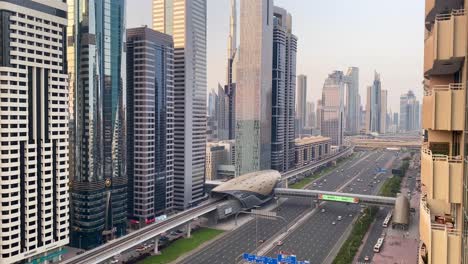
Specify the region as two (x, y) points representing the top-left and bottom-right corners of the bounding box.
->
(274, 188), (397, 207)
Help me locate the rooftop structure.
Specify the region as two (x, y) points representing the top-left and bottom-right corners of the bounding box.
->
(212, 170), (281, 208)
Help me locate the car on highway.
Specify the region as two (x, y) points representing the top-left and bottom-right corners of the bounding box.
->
(258, 239), (265, 244)
(332, 221), (336, 225)
(276, 240), (283, 246)
(321, 208), (326, 213)
(364, 255), (370, 261)
(337, 216), (342, 221)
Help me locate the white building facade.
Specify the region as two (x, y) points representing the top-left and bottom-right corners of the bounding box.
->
(0, 1), (69, 263)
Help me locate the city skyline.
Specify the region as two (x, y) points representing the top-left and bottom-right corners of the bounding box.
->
(127, 0), (424, 111)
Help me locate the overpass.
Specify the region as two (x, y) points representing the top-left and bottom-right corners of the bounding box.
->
(274, 188), (397, 207)
(350, 138), (421, 150)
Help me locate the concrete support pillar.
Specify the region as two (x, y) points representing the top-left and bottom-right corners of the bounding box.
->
(153, 236), (160, 255)
(285, 179), (288, 189)
(186, 221), (192, 238)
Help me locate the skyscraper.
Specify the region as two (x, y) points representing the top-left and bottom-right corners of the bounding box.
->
(126, 27), (174, 224)
(271, 6), (297, 172)
(366, 71), (382, 134)
(68, 0), (127, 248)
(320, 71), (345, 146)
(345, 67), (360, 135)
(235, 0), (273, 176)
(399, 90), (420, 132)
(380, 89), (387, 134)
(225, 0), (237, 140)
(296, 75), (307, 135)
(153, 0), (207, 209)
(316, 99), (322, 131)
(422, 1), (467, 262)
(0, 1), (69, 262)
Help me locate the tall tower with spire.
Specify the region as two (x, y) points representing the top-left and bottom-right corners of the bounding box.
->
(225, 0), (237, 139)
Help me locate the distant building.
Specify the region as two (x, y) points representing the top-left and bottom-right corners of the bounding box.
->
(297, 75), (308, 134)
(294, 136), (331, 168)
(205, 140), (236, 181)
(366, 71), (383, 134)
(236, 0), (273, 176)
(316, 99), (322, 131)
(271, 6), (297, 172)
(306, 101), (316, 128)
(320, 71), (346, 145)
(345, 67), (360, 135)
(399, 90), (420, 132)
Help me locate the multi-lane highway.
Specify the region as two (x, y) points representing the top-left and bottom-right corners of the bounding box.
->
(263, 150), (396, 263)
(177, 150), (395, 264)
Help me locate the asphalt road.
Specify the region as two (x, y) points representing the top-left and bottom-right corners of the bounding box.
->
(263, 150), (397, 263)
(357, 207), (389, 262)
(177, 150), (391, 264)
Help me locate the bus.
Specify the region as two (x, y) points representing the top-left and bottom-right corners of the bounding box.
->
(373, 237), (384, 253)
(382, 211), (392, 228)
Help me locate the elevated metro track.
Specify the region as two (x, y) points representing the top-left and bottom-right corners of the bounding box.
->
(62, 200), (221, 264)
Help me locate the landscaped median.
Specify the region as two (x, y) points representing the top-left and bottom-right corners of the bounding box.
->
(331, 155), (409, 264)
(138, 228), (223, 264)
(331, 207), (377, 264)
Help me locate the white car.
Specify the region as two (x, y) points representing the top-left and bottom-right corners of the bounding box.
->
(332, 221), (336, 225)
(337, 216), (342, 221)
(321, 208), (326, 213)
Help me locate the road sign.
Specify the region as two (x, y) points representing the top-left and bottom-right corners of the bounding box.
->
(319, 194), (359, 203)
(242, 253), (310, 264)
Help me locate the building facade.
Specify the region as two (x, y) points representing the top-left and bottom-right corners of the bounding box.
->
(345, 67), (360, 135)
(399, 90), (420, 132)
(153, 0), (207, 209)
(294, 136), (331, 168)
(421, 1), (467, 263)
(235, 0), (273, 176)
(366, 71), (382, 134)
(296, 74), (307, 134)
(320, 71), (345, 146)
(0, 1), (69, 263)
(271, 6), (297, 172)
(126, 27), (174, 224)
(68, 0), (127, 249)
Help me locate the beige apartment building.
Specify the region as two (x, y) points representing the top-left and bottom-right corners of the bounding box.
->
(422, 0), (468, 263)
(294, 136), (331, 168)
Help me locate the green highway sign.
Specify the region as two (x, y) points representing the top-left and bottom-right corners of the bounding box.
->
(319, 194), (359, 203)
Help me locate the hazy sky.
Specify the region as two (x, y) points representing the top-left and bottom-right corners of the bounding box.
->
(127, 0), (424, 112)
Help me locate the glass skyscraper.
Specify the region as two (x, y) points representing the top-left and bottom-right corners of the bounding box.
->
(126, 27), (174, 223)
(67, 0), (127, 249)
(236, 0), (273, 176)
(320, 71), (345, 146)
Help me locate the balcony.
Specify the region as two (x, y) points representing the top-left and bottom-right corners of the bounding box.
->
(435, 9), (466, 59)
(421, 146), (463, 203)
(422, 83), (465, 131)
(420, 196), (462, 264)
(425, 9), (466, 74)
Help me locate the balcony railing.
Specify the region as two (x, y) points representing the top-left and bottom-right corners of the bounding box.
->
(421, 146), (463, 203)
(422, 83), (465, 131)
